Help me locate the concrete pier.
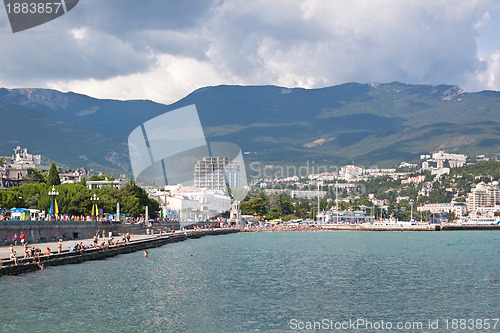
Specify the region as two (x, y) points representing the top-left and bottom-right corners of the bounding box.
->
(0, 228), (239, 276)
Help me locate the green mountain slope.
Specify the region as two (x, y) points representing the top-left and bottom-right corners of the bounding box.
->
(0, 105), (129, 173)
(0, 82), (499, 171)
(167, 82), (500, 166)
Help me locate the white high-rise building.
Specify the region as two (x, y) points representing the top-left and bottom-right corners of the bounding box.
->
(466, 182), (500, 214)
(339, 165), (364, 181)
(194, 157), (240, 191)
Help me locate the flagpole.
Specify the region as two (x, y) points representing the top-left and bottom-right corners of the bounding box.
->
(48, 185), (59, 224)
(90, 193), (100, 228)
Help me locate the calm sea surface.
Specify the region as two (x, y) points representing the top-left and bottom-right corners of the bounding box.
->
(0, 231), (498, 332)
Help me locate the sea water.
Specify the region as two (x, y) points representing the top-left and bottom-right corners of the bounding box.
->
(0, 231), (498, 332)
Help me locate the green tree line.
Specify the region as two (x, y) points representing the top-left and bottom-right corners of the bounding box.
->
(1, 164), (158, 218)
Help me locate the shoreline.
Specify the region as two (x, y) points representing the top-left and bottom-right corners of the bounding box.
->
(243, 223), (500, 232)
(2, 223), (498, 275)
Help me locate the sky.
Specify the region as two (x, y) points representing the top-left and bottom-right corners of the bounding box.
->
(1, 0), (500, 104)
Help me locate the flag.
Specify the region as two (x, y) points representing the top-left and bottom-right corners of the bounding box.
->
(92, 203), (97, 216)
(54, 198), (59, 214)
(49, 200), (54, 214)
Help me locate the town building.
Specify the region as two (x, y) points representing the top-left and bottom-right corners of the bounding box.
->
(0, 147), (41, 188)
(87, 178), (128, 190)
(466, 182), (500, 214)
(265, 189), (289, 196)
(431, 167), (450, 177)
(399, 162), (418, 168)
(0, 165), (33, 181)
(0, 178), (20, 190)
(59, 167), (89, 184)
(431, 151), (467, 166)
(339, 165), (364, 181)
(363, 168), (397, 178)
(290, 190), (327, 199)
(308, 172), (337, 181)
(417, 203), (467, 217)
(194, 156), (240, 191)
(401, 175), (425, 184)
(10, 146), (41, 168)
(153, 185), (232, 220)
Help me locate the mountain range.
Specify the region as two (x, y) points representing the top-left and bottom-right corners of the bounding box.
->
(1, 82), (499, 174)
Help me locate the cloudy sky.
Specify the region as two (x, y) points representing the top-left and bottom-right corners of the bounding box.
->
(1, 0), (499, 104)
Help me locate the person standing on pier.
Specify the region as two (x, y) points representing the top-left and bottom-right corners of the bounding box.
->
(57, 239), (62, 254)
(13, 233), (18, 246)
(20, 232), (26, 245)
(23, 242), (29, 259)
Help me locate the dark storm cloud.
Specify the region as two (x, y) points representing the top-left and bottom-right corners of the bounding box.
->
(0, 0), (497, 103)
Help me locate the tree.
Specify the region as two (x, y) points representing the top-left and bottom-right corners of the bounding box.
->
(277, 194), (294, 216)
(266, 207), (281, 220)
(28, 168), (48, 183)
(47, 162), (61, 186)
(119, 180), (159, 218)
(88, 174), (109, 181)
(240, 196), (268, 216)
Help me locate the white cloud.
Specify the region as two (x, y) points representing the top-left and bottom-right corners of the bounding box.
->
(1, 0), (499, 102)
(47, 54), (237, 103)
(200, 0), (490, 90)
(70, 27), (88, 40)
(474, 52), (500, 90)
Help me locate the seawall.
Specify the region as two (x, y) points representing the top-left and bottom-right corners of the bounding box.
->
(0, 228), (238, 276)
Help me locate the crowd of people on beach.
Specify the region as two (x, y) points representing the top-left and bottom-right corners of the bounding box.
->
(244, 223), (323, 232)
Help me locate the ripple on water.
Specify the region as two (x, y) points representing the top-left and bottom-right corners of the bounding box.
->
(0, 231), (498, 332)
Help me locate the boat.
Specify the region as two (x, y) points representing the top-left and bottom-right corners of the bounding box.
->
(462, 216), (500, 225)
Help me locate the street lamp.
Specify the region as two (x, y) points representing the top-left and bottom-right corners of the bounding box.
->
(409, 199), (414, 222)
(48, 186), (59, 222)
(90, 193), (100, 227)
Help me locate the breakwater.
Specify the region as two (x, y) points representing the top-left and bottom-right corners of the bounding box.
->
(0, 228), (238, 276)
